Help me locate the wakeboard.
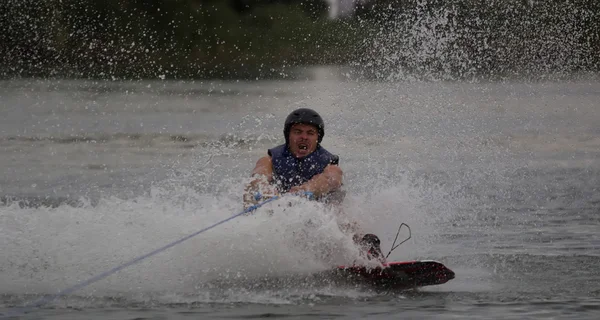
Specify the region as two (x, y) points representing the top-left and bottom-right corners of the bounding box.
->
(334, 260), (455, 290)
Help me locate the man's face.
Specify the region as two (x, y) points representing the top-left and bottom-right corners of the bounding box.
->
(288, 123), (319, 158)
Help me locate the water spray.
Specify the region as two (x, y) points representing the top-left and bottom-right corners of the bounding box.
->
(1, 196), (280, 319)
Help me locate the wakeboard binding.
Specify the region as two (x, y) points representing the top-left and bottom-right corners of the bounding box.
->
(354, 233), (386, 263)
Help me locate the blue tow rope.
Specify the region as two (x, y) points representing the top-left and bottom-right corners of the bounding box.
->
(2, 196), (280, 319)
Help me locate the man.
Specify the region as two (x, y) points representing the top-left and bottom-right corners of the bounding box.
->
(243, 108), (342, 204)
(243, 108), (385, 263)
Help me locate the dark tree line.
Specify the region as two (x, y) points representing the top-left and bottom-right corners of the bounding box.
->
(1, 0), (598, 80)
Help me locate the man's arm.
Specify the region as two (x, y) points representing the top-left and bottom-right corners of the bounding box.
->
(250, 156), (274, 180)
(289, 164), (343, 197)
(244, 157), (277, 207)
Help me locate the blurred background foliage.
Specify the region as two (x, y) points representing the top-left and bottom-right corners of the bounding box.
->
(1, 0), (598, 80)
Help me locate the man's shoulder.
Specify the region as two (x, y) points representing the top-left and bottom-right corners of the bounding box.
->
(257, 155), (272, 163)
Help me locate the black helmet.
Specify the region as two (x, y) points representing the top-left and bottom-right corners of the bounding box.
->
(283, 108), (325, 145)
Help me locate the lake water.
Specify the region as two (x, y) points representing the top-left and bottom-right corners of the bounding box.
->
(1, 72), (600, 319)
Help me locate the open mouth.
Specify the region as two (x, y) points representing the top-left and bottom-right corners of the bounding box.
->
(298, 143), (308, 150)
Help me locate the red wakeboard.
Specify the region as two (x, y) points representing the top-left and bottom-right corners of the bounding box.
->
(335, 260), (455, 289)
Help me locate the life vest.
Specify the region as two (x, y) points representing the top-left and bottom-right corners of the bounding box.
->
(267, 144), (339, 193)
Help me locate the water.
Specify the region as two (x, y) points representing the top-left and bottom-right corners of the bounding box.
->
(1, 74), (600, 319)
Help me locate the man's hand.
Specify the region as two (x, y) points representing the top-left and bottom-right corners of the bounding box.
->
(243, 175), (279, 210)
(288, 164), (342, 199)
